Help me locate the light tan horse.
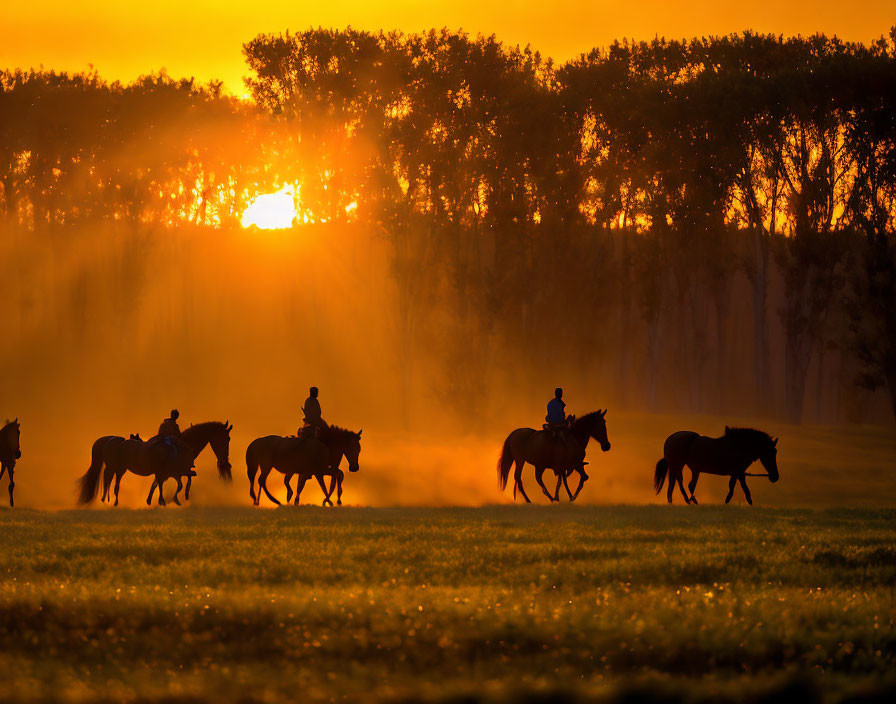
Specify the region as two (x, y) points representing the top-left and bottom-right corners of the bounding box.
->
(245, 434), (334, 506)
(497, 410), (611, 502)
(0, 419), (21, 507)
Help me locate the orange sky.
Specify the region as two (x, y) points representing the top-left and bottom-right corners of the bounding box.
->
(2, 1), (893, 93)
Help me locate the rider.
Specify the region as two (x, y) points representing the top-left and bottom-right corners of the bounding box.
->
(158, 409), (181, 438)
(157, 409), (181, 457)
(301, 387), (329, 435)
(545, 388), (569, 447)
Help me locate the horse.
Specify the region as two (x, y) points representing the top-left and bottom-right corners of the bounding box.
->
(283, 425), (362, 506)
(497, 410), (611, 503)
(654, 426), (779, 505)
(143, 421), (233, 504)
(77, 420), (232, 507)
(245, 435), (333, 506)
(114, 434), (197, 506)
(0, 419), (21, 507)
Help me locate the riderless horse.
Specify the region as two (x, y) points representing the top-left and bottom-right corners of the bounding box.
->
(654, 426), (779, 505)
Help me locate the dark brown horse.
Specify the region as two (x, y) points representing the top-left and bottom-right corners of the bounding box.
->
(497, 410), (611, 503)
(284, 426), (362, 506)
(0, 419), (21, 507)
(77, 434), (195, 507)
(117, 434), (197, 506)
(245, 435), (333, 506)
(143, 421), (233, 504)
(654, 426), (779, 505)
(78, 420), (232, 506)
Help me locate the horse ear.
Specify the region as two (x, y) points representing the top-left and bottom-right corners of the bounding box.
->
(772, 437), (778, 446)
(600, 409), (607, 418)
(227, 423), (233, 432)
(725, 425), (730, 433)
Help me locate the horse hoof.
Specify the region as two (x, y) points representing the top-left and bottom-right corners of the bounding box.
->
(173, 499), (181, 506)
(337, 500), (342, 506)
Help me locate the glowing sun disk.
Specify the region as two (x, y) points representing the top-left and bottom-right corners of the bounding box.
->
(241, 188), (296, 229)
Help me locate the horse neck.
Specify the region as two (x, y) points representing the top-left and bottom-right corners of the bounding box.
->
(180, 423), (217, 455)
(724, 436), (760, 466)
(0, 426), (15, 459)
(569, 420), (592, 451)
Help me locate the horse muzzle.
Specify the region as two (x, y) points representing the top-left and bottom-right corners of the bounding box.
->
(769, 474), (779, 483)
(349, 464), (360, 473)
(600, 442), (611, 452)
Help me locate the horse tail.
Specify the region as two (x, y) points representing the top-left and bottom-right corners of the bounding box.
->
(654, 458), (669, 494)
(77, 438), (107, 504)
(497, 434), (514, 491)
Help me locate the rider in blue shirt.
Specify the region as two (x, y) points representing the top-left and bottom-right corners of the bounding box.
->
(546, 388), (566, 425)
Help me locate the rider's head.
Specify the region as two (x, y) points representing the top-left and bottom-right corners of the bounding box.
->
(310, 386), (319, 398)
(170, 409), (179, 421)
(555, 387), (563, 399)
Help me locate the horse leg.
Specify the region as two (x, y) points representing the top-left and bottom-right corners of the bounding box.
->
(335, 471), (343, 506)
(513, 461), (531, 503)
(101, 465), (112, 502)
(561, 471), (574, 500)
(150, 478), (166, 507)
(113, 471), (124, 507)
(725, 476), (737, 504)
(738, 476), (753, 505)
(6, 467), (13, 507)
(571, 469), (588, 501)
(315, 475), (333, 507)
(687, 470), (700, 504)
(677, 473), (691, 504)
(552, 471), (563, 502)
(667, 464), (680, 503)
(534, 467), (555, 502)
(284, 474), (293, 505)
(259, 467), (281, 506)
(185, 475), (192, 502)
(293, 476), (308, 506)
(172, 477), (183, 506)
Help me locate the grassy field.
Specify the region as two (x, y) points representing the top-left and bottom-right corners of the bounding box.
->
(1, 507), (895, 703)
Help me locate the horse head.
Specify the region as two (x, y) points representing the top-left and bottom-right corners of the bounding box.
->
(209, 421), (233, 480)
(759, 435), (779, 483)
(5, 418), (20, 458)
(587, 410), (611, 452)
(339, 427), (362, 472)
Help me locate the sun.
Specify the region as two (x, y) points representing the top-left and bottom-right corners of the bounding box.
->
(241, 187), (297, 229)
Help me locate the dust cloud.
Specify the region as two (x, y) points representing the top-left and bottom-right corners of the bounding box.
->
(2, 221), (895, 509)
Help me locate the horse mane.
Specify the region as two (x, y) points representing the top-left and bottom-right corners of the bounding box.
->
(320, 424), (361, 441)
(571, 411), (604, 430)
(723, 426), (773, 448)
(183, 421), (228, 434)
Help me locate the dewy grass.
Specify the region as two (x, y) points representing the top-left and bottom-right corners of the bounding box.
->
(1, 506), (894, 703)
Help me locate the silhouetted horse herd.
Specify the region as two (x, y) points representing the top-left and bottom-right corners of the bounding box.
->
(0, 412), (780, 508)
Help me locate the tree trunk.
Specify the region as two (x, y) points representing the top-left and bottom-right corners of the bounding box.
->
(751, 227), (771, 409)
(784, 326), (812, 424)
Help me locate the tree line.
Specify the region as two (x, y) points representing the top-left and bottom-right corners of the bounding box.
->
(1, 28), (895, 424)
